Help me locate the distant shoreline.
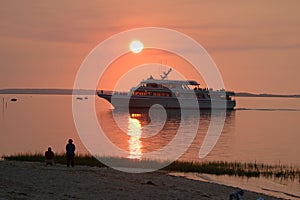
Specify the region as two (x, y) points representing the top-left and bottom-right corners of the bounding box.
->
(0, 89), (95, 95)
(0, 88), (299, 98)
(235, 92), (300, 98)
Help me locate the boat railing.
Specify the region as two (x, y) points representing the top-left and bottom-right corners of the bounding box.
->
(98, 90), (129, 96)
(98, 89), (235, 100)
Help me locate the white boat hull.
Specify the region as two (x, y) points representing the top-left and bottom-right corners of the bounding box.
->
(98, 93), (236, 110)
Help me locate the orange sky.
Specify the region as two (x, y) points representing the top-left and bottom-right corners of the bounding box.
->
(97, 41), (212, 90)
(0, 0), (300, 94)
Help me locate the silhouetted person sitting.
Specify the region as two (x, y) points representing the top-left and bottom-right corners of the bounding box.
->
(66, 139), (76, 167)
(45, 147), (54, 165)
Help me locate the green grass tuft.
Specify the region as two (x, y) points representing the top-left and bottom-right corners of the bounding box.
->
(2, 153), (299, 181)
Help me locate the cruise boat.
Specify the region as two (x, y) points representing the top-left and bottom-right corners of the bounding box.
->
(97, 69), (236, 110)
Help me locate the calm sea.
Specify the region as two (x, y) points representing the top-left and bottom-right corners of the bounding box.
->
(1, 95), (299, 166)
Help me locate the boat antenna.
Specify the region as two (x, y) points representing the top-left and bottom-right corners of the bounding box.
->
(160, 68), (172, 80)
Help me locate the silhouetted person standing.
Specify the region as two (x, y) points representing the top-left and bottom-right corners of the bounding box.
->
(66, 139), (76, 167)
(45, 147), (54, 165)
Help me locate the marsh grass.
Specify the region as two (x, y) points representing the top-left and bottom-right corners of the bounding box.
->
(2, 153), (299, 181)
(165, 160), (300, 181)
(2, 153), (106, 168)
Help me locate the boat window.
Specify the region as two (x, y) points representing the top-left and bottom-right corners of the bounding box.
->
(146, 83), (158, 88)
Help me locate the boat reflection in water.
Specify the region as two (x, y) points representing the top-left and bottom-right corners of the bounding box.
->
(113, 107), (234, 161)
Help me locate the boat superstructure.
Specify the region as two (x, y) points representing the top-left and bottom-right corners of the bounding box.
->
(98, 69), (236, 110)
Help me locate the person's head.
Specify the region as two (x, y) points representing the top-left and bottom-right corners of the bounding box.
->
(68, 139), (73, 144)
(48, 147), (52, 151)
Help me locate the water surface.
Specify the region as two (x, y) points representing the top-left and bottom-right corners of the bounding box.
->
(1, 95), (299, 166)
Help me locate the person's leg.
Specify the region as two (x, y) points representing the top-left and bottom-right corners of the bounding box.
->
(46, 160), (52, 165)
(71, 155), (74, 167)
(67, 155), (70, 167)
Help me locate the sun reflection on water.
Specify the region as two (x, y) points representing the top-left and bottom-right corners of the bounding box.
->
(127, 117), (143, 159)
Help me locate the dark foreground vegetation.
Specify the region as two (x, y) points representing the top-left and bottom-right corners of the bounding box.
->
(3, 153), (300, 181)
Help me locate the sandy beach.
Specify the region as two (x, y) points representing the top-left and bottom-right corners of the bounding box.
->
(0, 161), (282, 200)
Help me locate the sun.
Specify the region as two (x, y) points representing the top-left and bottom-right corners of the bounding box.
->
(129, 40), (144, 53)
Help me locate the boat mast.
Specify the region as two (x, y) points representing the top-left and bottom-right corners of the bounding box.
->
(160, 68), (172, 80)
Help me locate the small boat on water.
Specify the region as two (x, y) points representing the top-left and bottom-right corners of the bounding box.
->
(98, 69), (236, 110)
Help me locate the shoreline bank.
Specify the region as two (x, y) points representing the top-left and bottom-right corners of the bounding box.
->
(0, 160), (282, 200)
(171, 172), (300, 200)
